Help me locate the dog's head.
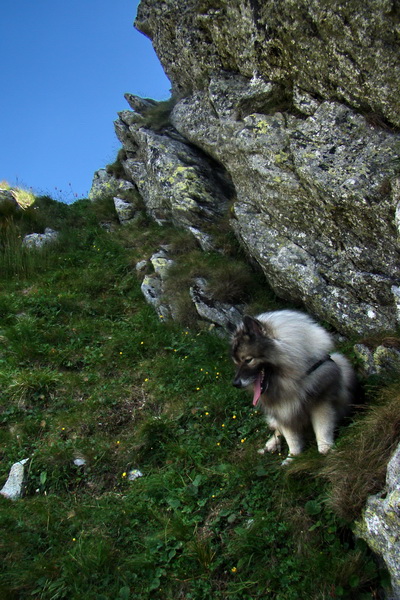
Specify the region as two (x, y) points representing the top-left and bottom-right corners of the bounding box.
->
(231, 316), (275, 405)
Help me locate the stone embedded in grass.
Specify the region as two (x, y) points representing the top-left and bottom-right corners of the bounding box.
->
(23, 228), (59, 249)
(0, 458), (29, 500)
(128, 469), (143, 481)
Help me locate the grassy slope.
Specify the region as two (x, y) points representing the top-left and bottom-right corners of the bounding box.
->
(0, 196), (394, 599)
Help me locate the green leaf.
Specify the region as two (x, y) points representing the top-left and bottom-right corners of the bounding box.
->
(192, 474), (202, 487)
(304, 500), (322, 516)
(118, 586), (130, 600)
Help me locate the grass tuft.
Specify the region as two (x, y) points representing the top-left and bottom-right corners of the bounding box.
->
(321, 385), (400, 521)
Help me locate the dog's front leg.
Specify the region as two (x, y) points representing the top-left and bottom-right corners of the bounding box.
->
(279, 426), (304, 465)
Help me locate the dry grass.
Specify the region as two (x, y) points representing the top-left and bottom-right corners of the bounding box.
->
(321, 385), (400, 521)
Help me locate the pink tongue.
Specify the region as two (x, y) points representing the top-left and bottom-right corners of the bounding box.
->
(253, 373), (262, 406)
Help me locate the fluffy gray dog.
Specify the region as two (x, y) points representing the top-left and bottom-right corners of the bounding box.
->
(231, 310), (357, 464)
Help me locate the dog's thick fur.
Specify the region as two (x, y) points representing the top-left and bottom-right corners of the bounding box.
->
(231, 310), (357, 463)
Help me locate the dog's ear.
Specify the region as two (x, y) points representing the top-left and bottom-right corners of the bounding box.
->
(242, 315), (263, 337)
(226, 321), (238, 335)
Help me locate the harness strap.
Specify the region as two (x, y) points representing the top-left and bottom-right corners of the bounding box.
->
(306, 355), (333, 376)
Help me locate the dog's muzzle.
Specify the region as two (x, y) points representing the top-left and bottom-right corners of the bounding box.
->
(232, 376), (245, 389)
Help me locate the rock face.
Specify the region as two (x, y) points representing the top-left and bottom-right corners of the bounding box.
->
(171, 90), (400, 336)
(91, 0), (400, 338)
(114, 107), (234, 232)
(135, 0), (400, 128)
(356, 443), (400, 600)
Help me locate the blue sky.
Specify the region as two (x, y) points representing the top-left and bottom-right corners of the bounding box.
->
(0, 0), (170, 202)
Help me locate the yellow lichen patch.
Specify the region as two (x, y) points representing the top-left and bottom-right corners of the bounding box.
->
(254, 120), (270, 135)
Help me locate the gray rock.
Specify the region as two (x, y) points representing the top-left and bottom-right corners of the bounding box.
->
(0, 458), (29, 500)
(189, 278), (244, 331)
(356, 443), (400, 599)
(23, 228), (59, 249)
(136, 0), (400, 128)
(135, 259), (148, 274)
(89, 169), (135, 201)
(141, 273), (171, 319)
(150, 249), (175, 279)
(139, 249), (176, 319)
(113, 197), (136, 224)
(126, 0), (400, 338)
(113, 98), (234, 234)
(171, 91), (400, 336)
(354, 343), (400, 377)
(124, 93), (157, 114)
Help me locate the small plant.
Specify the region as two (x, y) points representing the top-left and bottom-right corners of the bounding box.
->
(141, 96), (179, 131)
(6, 368), (62, 406)
(106, 148), (128, 179)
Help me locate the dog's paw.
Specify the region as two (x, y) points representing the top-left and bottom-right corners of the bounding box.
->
(317, 444), (333, 455)
(281, 453), (297, 467)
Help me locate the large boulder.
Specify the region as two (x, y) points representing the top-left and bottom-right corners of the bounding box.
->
(135, 0), (400, 128)
(171, 88), (400, 336)
(122, 0), (400, 337)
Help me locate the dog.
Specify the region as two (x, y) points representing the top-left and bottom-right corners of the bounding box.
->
(231, 310), (357, 464)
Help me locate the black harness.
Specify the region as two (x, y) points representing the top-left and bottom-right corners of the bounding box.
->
(306, 355), (333, 376)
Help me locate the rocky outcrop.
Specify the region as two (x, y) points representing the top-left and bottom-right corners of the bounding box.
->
(91, 0), (400, 338)
(89, 169), (135, 201)
(114, 107), (234, 235)
(135, 0), (400, 129)
(171, 87), (400, 336)
(356, 443), (400, 600)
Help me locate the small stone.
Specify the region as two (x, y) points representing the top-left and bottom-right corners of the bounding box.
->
(128, 469), (143, 481)
(0, 458), (29, 500)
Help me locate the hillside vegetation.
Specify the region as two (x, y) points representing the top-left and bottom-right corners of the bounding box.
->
(0, 192), (398, 600)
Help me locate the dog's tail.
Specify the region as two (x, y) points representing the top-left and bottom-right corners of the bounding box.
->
(331, 352), (363, 410)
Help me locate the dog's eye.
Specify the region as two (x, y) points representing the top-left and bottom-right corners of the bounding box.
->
(245, 357), (253, 364)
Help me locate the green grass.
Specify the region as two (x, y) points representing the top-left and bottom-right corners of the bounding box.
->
(0, 192), (395, 599)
